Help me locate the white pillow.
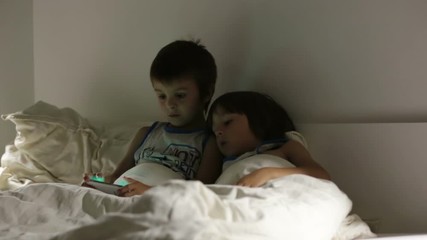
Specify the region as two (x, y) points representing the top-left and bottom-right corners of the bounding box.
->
(215, 154), (295, 185)
(0, 101), (146, 190)
(0, 101), (100, 188)
(114, 162), (185, 186)
(215, 132), (308, 185)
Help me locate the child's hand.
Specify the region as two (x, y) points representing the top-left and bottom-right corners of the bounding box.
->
(81, 173), (102, 189)
(82, 173), (115, 184)
(117, 177), (152, 197)
(236, 168), (274, 187)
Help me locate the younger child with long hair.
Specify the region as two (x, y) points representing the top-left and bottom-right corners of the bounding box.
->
(207, 91), (330, 187)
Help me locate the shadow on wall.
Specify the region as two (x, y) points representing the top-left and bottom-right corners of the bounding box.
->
(249, 48), (325, 123)
(86, 75), (157, 125)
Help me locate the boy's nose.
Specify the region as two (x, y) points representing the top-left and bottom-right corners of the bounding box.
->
(166, 99), (177, 109)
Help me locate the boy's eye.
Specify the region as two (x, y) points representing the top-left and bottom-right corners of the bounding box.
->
(224, 119), (232, 126)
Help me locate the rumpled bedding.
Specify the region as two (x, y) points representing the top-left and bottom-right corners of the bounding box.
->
(0, 101), (376, 239)
(1, 175), (357, 240)
(0, 101), (145, 190)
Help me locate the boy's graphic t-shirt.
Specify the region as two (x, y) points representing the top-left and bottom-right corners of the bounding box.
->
(133, 122), (208, 180)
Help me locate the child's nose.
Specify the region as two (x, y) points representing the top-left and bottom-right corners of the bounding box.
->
(214, 129), (223, 136)
(166, 99), (177, 109)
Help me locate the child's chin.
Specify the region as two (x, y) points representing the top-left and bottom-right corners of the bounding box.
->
(222, 150), (239, 158)
(168, 120), (184, 127)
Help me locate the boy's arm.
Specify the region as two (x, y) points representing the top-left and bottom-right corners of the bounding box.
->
(108, 126), (150, 183)
(237, 140), (330, 187)
(279, 140), (331, 180)
(195, 135), (223, 184)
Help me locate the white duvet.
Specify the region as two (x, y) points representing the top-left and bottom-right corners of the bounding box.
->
(0, 102), (376, 239)
(1, 175), (353, 240)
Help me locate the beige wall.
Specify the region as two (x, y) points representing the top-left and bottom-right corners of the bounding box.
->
(0, 0), (34, 154)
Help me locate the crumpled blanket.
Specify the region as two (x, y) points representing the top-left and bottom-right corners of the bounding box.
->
(0, 175), (354, 240)
(0, 101), (144, 190)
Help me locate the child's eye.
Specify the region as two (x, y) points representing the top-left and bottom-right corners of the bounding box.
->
(175, 93), (187, 99)
(157, 95), (166, 100)
(224, 119), (232, 126)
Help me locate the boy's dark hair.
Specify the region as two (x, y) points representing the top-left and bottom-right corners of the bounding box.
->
(150, 40), (217, 111)
(207, 91), (296, 141)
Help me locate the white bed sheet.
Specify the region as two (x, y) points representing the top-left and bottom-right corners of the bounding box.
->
(0, 174), (375, 240)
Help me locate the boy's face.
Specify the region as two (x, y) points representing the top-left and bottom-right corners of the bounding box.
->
(152, 77), (206, 129)
(211, 107), (260, 157)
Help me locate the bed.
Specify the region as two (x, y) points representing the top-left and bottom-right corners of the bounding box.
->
(0, 101), (421, 239)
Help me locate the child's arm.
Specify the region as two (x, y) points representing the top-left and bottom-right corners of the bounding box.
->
(116, 177), (151, 197)
(108, 126), (150, 183)
(281, 140), (331, 180)
(195, 135), (223, 184)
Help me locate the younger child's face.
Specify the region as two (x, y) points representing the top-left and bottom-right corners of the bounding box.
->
(152, 77), (206, 129)
(211, 107), (261, 157)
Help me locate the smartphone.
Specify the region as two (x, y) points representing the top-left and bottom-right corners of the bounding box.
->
(85, 180), (122, 195)
(90, 175), (105, 182)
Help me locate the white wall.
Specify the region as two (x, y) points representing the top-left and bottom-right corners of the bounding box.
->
(243, 0), (427, 123)
(33, 0), (255, 124)
(32, 0), (427, 124)
(0, 0), (34, 154)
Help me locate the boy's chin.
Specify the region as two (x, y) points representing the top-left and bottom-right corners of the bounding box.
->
(168, 120), (185, 128)
(167, 118), (183, 125)
(168, 118), (204, 129)
(167, 120), (194, 129)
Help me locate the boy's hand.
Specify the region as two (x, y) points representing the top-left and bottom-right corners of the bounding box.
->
(236, 168), (274, 187)
(82, 173), (114, 184)
(81, 173), (100, 189)
(117, 177), (152, 197)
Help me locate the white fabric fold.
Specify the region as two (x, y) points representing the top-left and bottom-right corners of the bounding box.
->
(0, 175), (355, 240)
